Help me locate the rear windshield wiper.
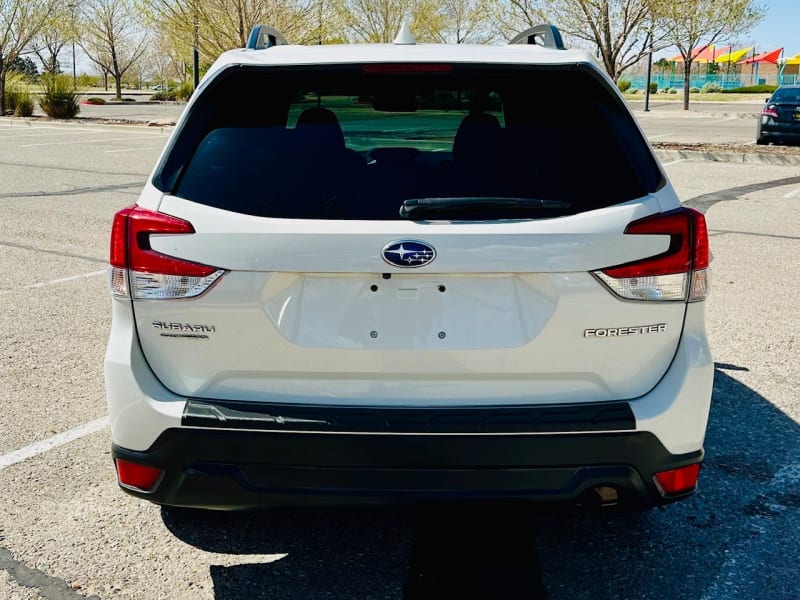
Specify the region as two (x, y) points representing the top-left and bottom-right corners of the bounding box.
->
(399, 197), (573, 219)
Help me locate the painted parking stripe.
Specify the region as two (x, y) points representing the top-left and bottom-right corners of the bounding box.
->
(0, 417), (109, 470)
(782, 188), (800, 198)
(20, 136), (165, 148)
(662, 159), (685, 167)
(0, 130), (99, 139)
(104, 146), (164, 154)
(0, 270), (106, 295)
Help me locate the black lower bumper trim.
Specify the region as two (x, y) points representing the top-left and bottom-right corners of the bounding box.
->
(112, 429), (702, 510)
(182, 399), (636, 433)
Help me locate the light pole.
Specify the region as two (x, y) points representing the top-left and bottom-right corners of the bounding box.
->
(68, 2), (77, 87)
(644, 31), (653, 112)
(193, 11), (199, 88)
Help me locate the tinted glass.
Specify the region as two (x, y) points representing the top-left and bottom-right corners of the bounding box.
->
(770, 88), (800, 103)
(161, 65), (661, 220)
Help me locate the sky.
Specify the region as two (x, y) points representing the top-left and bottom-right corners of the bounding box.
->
(747, 0), (800, 56)
(65, 1), (800, 77)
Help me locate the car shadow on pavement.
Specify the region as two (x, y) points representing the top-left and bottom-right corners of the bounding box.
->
(162, 367), (800, 599)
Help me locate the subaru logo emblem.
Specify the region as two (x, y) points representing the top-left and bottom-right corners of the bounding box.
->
(381, 240), (436, 268)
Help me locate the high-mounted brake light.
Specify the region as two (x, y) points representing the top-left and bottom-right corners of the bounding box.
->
(593, 207), (709, 302)
(362, 63), (453, 74)
(109, 205), (224, 299)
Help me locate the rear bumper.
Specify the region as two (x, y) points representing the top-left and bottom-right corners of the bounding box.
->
(113, 428), (702, 509)
(757, 123), (800, 143)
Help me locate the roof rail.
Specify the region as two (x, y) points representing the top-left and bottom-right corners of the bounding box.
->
(509, 24), (565, 50)
(246, 25), (288, 50)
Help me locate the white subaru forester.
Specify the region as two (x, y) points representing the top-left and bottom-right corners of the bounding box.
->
(104, 24), (713, 510)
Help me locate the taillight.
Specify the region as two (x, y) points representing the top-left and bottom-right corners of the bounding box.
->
(109, 205), (224, 299)
(654, 463), (701, 496)
(761, 106), (779, 119)
(593, 207), (709, 302)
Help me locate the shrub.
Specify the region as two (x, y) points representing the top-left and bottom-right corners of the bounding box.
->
(722, 84), (778, 94)
(690, 87), (700, 94)
(3, 72), (25, 114)
(629, 88), (638, 94)
(176, 81), (194, 102)
(701, 82), (722, 93)
(617, 79), (632, 93)
(39, 74), (80, 118)
(14, 89), (34, 116)
(84, 97), (106, 105)
(669, 88), (677, 94)
(77, 73), (100, 89)
(649, 82), (658, 94)
(151, 89), (177, 101)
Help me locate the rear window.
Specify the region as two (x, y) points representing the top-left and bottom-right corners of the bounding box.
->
(158, 64), (661, 220)
(770, 88), (800, 103)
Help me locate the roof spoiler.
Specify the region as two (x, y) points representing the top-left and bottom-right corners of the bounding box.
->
(509, 24), (565, 50)
(246, 25), (288, 50)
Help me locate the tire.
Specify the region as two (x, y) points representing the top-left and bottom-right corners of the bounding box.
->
(756, 137), (767, 145)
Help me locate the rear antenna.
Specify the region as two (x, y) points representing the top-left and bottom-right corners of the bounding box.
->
(393, 21), (416, 45)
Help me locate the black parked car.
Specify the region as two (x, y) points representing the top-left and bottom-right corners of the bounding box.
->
(756, 85), (800, 145)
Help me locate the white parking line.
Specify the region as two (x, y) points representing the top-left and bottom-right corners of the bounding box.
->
(0, 130), (99, 139)
(647, 133), (672, 140)
(0, 417), (109, 470)
(0, 270), (106, 295)
(104, 146), (164, 154)
(704, 117), (737, 125)
(662, 159), (685, 167)
(20, 136), (165, 148)
(783, 188), (800, 198)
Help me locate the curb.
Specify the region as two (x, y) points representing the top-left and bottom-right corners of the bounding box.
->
(654, 149), (800, 166)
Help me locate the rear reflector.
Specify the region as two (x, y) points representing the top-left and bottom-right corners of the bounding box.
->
(115, 459), (163, 492)
(109, 205), (224, 299)
(594, 207), (709, 302)
(654, 463), (701, 496)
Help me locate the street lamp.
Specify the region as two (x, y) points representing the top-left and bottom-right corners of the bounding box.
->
(644, 31), (653, 112)
(193, 11), (199, 88)
(67, 2), (78, 87)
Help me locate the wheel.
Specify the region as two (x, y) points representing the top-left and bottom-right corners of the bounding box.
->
(755, 137), (767, 145)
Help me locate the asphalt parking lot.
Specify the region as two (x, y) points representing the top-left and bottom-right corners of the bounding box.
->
(0, 119), (798, 599)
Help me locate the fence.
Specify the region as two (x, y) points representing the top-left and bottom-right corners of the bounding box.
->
(625, 72), (797, 91)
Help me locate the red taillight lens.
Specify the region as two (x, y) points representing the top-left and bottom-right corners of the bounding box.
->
(654, 463), (701, 496)
(603, 208), (706, 277)
(108, 206), (224, 299)
(110, 206), (133, 268)
(126, 207), (216, 277)
(762, 106), (779, 119)
(115, 459), (163, 492)
(595, 207), (709, 301)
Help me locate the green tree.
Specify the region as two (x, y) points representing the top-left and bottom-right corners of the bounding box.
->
(138, 0), (319, 73)
(0, 0), (57, 114)
(335, 0), (445, 43)
(31, 3), (79, 76)
(8, 56), (40, 80)
(80, 0), (148, 99)
(495, 0), (676, 82)
(435, 0), (495, 44)
(662, 0), (764, 110)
